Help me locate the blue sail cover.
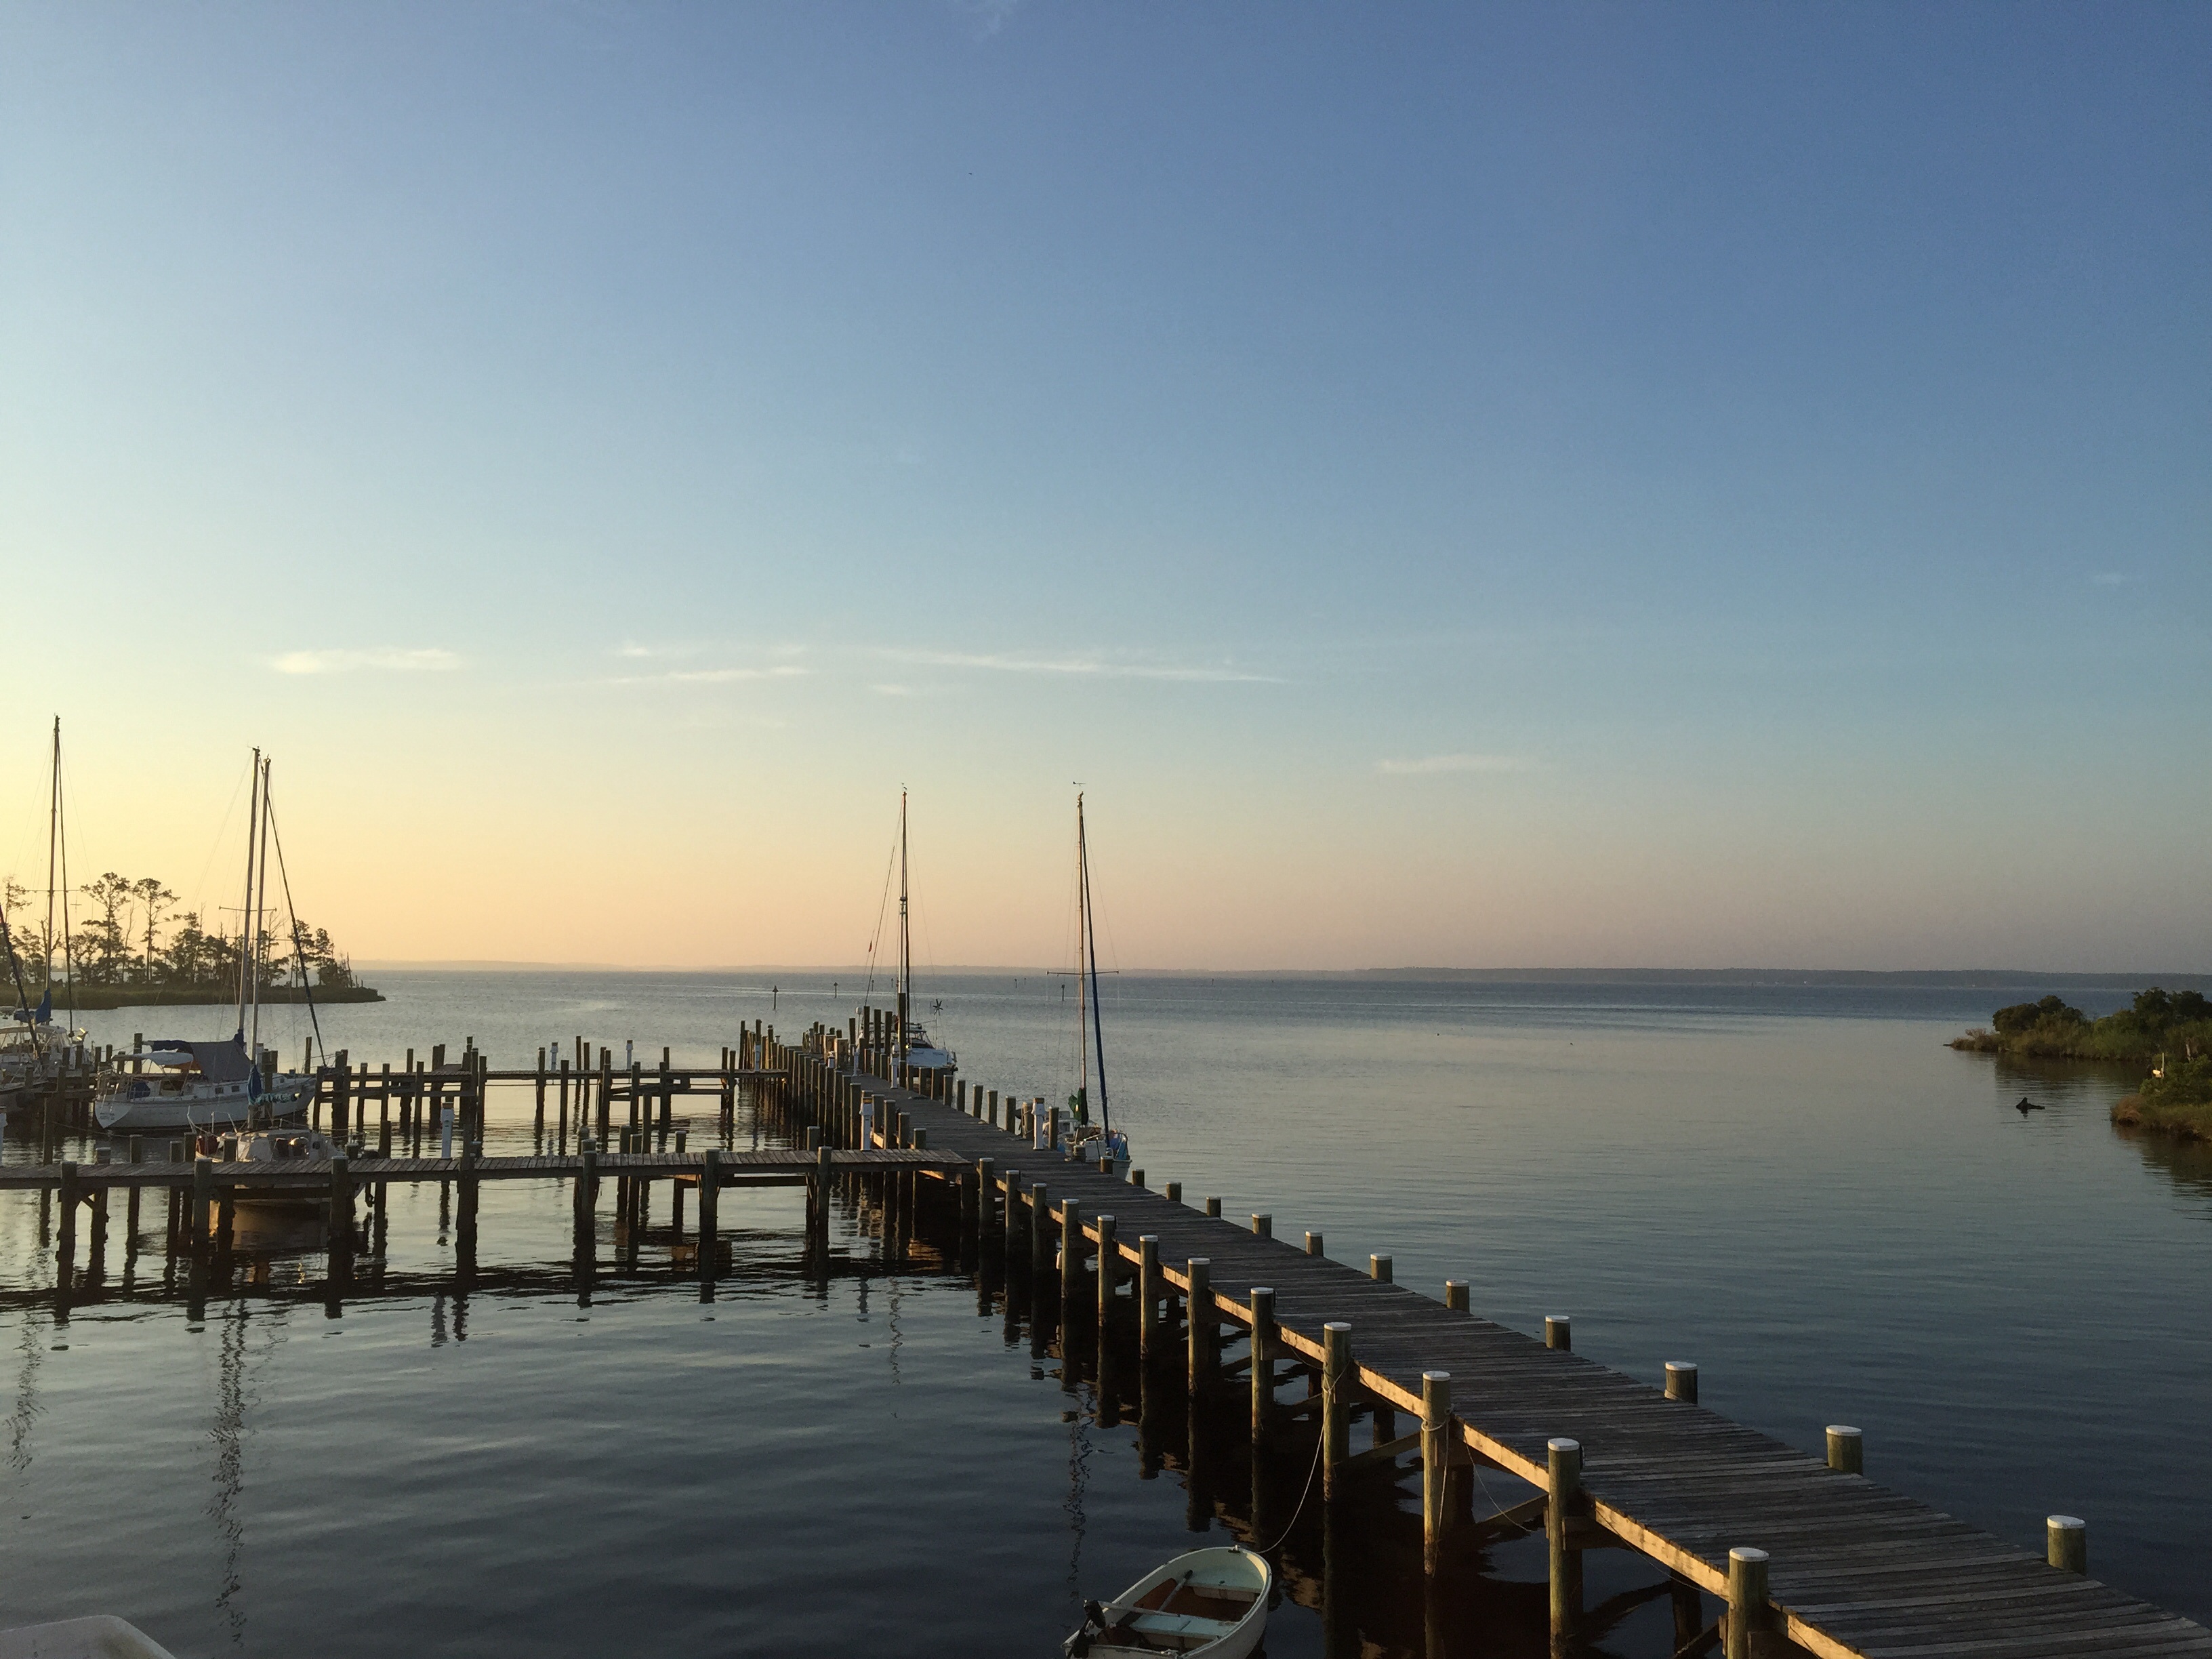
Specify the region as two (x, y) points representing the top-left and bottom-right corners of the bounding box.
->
(163, 1036), (254, 1083)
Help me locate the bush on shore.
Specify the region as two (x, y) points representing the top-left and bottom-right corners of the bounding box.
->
(2113, 1057), (2212, 1141)
(1950, 988), (2212, 1063)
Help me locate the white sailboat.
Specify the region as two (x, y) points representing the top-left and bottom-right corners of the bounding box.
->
(1063, 792), (1129, 1172)
(878, 790), (957, 1076)
(95, 750), (316, 1134)
(3, 720), (89, 1118)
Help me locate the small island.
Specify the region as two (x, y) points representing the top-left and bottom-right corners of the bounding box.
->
(1951, 987), (2211, 1140)
(5, 871), (384, 1012)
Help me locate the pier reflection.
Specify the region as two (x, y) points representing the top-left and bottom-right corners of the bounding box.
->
(6, 1086), (1718, 1659)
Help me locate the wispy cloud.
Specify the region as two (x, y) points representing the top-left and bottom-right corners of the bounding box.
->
(607, 666), (809, 687)
(882, 649), (1279, 684)
(1376, 754), (1533, 776)
(953, 0), (1022, 39)
(271, 648), (459, 675)
(613, 640), (705, 661)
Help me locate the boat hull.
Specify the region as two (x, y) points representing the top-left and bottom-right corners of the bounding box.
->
(1072, 1546), (1270, 1658)
(95, 1078), (312, 1134)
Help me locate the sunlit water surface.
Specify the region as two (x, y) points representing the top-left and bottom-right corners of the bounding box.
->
(5, 972), (2205, 1656)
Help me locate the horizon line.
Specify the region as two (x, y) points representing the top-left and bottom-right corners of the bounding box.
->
(353, 960), (2212, 983)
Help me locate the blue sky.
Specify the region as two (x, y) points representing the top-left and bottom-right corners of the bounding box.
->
(1, 3), (2205, 970)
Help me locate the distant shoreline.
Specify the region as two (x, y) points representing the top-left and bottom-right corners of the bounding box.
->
(353, 962), (2212, 988)
(29, 985), (386, 1011)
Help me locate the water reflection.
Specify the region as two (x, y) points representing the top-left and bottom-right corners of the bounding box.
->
(2115, 1125), (2212, 1212)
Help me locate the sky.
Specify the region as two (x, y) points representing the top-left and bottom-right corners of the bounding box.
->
(1, 3), (2207, 972)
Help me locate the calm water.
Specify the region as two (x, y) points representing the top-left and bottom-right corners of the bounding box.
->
(5, 972), (2206, 1656)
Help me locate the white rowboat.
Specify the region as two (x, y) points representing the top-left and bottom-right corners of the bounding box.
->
(1065, 1546), (1271, 1657)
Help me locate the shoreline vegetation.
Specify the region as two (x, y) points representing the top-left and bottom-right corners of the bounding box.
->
(39, 983), (386, 1011)
(5, 869), (380, 1016)
(1951, 989), (2212, 1140)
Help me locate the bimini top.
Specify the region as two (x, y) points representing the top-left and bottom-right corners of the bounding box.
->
(142, 1036), (255, 1084)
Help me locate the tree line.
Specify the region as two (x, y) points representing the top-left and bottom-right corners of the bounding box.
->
(1, 874), (359, 992)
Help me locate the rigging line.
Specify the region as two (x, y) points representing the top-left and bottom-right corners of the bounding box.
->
(863, 806), (899, 998)
(1080, 800), (1109, 1134)
(55, 733), (73, 1025)
(185, 763), (253, 924)
(261, 794), (327, 1069)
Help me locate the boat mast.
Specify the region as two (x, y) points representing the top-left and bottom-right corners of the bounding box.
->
(44, 718), (58, 1009)
(236, 747), (261, 1034)
(1074, 794), (1088, 1119)
(50, 718), (75, 1030)
(249, 756), (272, 1055)
(1079, 794), (1109, 1135)
(896, 789), (909, 1062)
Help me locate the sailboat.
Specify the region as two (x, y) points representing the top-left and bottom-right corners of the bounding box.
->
(1063, 793), (1129, 1173)
(871, 790), (956, 1077)
(1, 720), (89, 1116)
(95, 751), (316, 1134)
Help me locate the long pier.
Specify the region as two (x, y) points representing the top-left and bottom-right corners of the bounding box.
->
(781, 1015), (2212, 1659)
(10, 1013), (2209, 1659)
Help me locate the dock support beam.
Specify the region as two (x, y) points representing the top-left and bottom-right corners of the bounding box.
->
(699, 1148), (720, 1286)
(1186, 1258), (1214, 1395)
(1137, 1235), (1160, 1361)
(1422, 1371), (1452, 1575)
(1322, 1322), (1352, 1501)
(1250, 1286), (1276, 1446)
(2048, 1515), (2087, 1574)
(1096, 1213), (1118, 1334)
(1548, 1436), (1583, 1641)
(1724, 1547), (1769, 1659)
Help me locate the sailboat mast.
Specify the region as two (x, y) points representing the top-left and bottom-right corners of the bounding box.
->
(1080, 795), (1109, 1135)
(237, 748), (261, 1031)
(1074, 795), (1088, 1115)
(54, 720), (75, 1027)
(250, 756), (272, 1054)
(896, 789), (909, 1060)
(45, 718), (58, 1000)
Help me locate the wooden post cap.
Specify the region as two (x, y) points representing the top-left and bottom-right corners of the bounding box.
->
(1665, 1361), (1699, 1401)
(1305, 1231), (1324, 1256)
(1545, 1314), (1572, 1350)
(1204, 1196), (1222, 1217)
(1443, 1279), (1469, 1311)
(1250, 1212), (1271, 1235)
(2047, 1515), (2087, 1573)
(1826, 1425), (1864, 1473)
(1422, 1370), (1452, 1418)
(1547, 1436), (1582, 1498)
(1369, 1254), (1393, 1282)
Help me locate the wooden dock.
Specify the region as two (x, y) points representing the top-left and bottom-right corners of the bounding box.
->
(10, 1009), (2208, 1659)
(771, 1016), (2212, 1659)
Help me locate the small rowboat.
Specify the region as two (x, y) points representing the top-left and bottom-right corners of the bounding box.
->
(1064, 1546), (1271, 1657)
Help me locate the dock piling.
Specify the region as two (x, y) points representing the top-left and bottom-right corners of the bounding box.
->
(1186, 1257), (1214, 1395)
(2047, 1515), (2087, 1574)
(1548, 1436), (1584, 1637)
(1250, 1286), (1276, 1444)
(1827, 1424), (1863, 1474)
(1724, 1546), (1769, 1659)
(1422, 1372), (1453, 1574)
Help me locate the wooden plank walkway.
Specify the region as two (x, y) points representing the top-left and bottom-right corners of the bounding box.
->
(855, 1068), (2212, 1659)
